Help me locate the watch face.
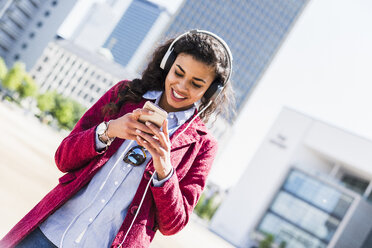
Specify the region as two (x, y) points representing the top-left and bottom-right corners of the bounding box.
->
(97, 122), (107, 135)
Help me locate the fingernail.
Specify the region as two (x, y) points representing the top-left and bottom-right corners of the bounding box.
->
(148, 110), (154, 114)
(145, 121), (151, 126)
(136, 129), (141, 133)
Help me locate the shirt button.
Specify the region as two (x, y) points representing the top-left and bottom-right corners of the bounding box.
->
(89, 218), (93, 223)
(101, 199), (105, 203)
(114, 181), (119, 186)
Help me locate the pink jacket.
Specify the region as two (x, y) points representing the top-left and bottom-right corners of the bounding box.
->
(0, 81), (218, 248)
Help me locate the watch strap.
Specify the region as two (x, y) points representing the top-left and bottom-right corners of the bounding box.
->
(98, 121), (115, 146)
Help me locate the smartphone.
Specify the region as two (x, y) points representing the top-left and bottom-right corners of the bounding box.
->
(138, 101), (168, 128)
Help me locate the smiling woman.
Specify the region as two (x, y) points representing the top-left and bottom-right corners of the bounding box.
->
(1, 30), (234, 248)
(160, 53), (216, 112)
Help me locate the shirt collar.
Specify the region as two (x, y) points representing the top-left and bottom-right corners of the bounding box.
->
(143, 90), (196, 126)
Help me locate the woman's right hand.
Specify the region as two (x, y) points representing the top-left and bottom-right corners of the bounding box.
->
(106, 108), (154, 141)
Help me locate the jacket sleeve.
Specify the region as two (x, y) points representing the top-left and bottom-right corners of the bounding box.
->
(54, 81), (125, 173)
(150, 137), (218, 235)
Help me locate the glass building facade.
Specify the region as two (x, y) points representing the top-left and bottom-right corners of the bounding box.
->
(0, 0), (76, 69)
(163, 0), (308, 116)
(103, 0), (163, 67)
(257, 169), (355, 248)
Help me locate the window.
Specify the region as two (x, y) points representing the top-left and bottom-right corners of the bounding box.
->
(362, 229), (372, 248)
(29, 32), (35, 38)
(14, 54), (20, 60)
(44, 11), (50, 17)
(36, 21), (43, 28)
(256, 169), (354, 248)
(367, 191), (372, 204)
(341, 174), (369, 195)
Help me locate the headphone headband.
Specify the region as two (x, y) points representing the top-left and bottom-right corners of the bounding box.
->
(160, 29), (233, 85)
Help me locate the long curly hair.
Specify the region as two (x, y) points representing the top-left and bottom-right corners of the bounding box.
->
(103, 31), (235, 123)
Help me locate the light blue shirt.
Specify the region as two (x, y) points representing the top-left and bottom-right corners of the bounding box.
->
(39, 91), (196, 247)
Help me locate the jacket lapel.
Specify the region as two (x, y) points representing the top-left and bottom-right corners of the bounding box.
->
(170, 107), (208, 146)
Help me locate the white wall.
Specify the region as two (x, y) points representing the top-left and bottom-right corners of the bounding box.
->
(210, 107), (372, 247)
(303, 122), (372, 179)
(210, 109), (314, 246)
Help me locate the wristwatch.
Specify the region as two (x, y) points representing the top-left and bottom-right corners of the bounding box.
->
(97, 121), (115, 146)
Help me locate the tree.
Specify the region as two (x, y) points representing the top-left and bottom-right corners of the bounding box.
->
(17, 74), (38, 99)
(279, 241), (287, 248)
(2, 62), (25, 91)
(71, 100), (86, 128)
(37, 91), (57, 113)
(0, 57), (7, 81)
(194, 192), (221, 220)
(194, 193), (206, 214)
(48, 93), (86, 130)
(259, 234), (274, 248)
(52, 94), (74, 129)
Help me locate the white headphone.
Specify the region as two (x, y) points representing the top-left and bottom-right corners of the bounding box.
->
(160, 29), (233, 102)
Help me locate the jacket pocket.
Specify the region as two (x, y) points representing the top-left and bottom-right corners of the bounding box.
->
(58, 172), (76, 184)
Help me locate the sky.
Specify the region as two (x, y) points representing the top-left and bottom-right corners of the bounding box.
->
(58, 0), (372, 189)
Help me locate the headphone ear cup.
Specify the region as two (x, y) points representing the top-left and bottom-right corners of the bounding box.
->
(203, 82), (224, 102)
(160, 50), (177, 73)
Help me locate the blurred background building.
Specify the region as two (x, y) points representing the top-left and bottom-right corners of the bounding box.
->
(162, 0), (308, 115)
(102, 0), (171, 71)
(69, 0), (133, 53)
(0, 0), (75, 70)
(29, 40), (135, 108)
(210, 108), (372, 248)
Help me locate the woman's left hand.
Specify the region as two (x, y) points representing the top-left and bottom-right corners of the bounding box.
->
(135, 120), (172, 180)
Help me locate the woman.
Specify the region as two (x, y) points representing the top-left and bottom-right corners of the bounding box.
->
(1, 30), (234, 248)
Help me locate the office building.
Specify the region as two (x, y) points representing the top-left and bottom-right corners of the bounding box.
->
(210, 108), (372, 248)
(163, 0), (309, 115)
(70, 0), (132, 52)
(30, 40), (134, 108)
(0, 0), (76, 70)
(103, 0), (171, 71)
